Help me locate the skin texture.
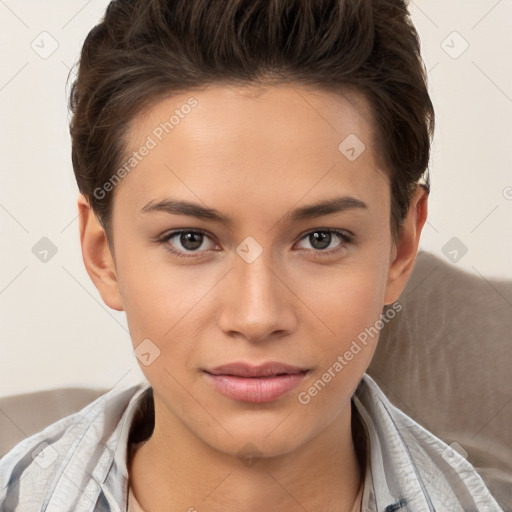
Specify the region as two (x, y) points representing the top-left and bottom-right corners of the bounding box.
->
(78, 84), (428, 512)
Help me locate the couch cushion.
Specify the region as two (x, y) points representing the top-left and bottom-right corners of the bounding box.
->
(0, 387), (106, 458)
(369, 250), (512, 507)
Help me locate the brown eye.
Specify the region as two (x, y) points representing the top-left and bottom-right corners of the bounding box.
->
(296, 229), (352, 257)
(308, 231), (332, 250)
(178, 231), (204, 251)
(159, 229), (217, 258)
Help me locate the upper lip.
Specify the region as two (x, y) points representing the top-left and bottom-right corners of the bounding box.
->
(204, 362), (308, 378)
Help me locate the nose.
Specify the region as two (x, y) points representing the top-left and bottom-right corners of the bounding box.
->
(217, 250), (297, 344)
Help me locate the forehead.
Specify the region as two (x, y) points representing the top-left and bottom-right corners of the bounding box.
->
(128, 83), (377, 155)
(113, 83), (388, 221)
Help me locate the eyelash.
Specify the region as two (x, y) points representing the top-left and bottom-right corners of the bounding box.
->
(157, 228), (353, 260)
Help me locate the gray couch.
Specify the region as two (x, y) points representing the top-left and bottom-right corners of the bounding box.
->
(1, 250), (511, 508)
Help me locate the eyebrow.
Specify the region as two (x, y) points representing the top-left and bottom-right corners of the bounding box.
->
(140, 195), (367, 227)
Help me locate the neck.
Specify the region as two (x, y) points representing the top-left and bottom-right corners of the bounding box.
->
(129, 396), (365, 512)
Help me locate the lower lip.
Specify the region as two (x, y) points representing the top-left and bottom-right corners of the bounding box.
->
(203, 371), (308, 403)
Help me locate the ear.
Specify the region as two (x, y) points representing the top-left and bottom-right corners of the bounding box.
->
(384, 185), (428, 305)
(77, 194), (124, 311)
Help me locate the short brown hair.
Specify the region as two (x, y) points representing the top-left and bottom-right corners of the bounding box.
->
(69, 0), (434, 244)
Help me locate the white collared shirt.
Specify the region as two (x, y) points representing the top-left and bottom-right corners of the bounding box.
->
(0, 374), (505, 511)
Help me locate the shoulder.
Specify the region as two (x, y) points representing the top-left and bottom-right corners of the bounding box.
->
(354, 374), (504, 511)
(0, 382), (151, 512)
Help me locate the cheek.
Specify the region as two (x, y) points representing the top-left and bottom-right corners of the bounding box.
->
(344, 273), (388, 330)
(115, 245), (216, 357)
(302, 257), (390, 380)
(313, 261), (388, 331)
(295, 272), (388, 415)
(114, 242), (178, 341)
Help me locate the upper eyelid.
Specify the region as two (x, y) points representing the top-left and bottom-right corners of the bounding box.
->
(296, 227), (354, 240)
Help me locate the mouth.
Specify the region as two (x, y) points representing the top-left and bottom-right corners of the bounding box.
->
(203, 362), (310, 403)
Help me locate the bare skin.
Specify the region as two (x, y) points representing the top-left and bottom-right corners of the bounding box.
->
(78, 83), (427, 512)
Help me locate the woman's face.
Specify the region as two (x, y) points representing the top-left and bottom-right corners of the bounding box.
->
(102, 84), (406, 457)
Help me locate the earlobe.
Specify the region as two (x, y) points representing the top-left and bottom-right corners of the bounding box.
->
(384, 185), (429, 305)
(77, 194), (124, 311)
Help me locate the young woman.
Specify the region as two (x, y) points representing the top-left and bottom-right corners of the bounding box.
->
(0, 1), (504, 511)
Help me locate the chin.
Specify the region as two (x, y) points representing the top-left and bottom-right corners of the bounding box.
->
(194, 413), (315, 462)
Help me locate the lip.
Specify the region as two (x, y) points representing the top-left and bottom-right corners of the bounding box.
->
(206, 362), (307, 377)
(203, 362), (309, 403)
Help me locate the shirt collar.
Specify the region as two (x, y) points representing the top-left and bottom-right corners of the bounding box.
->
(95, 374), (499, 512)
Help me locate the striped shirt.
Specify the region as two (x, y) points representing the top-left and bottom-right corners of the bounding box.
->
(0, 374), (504, 511)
